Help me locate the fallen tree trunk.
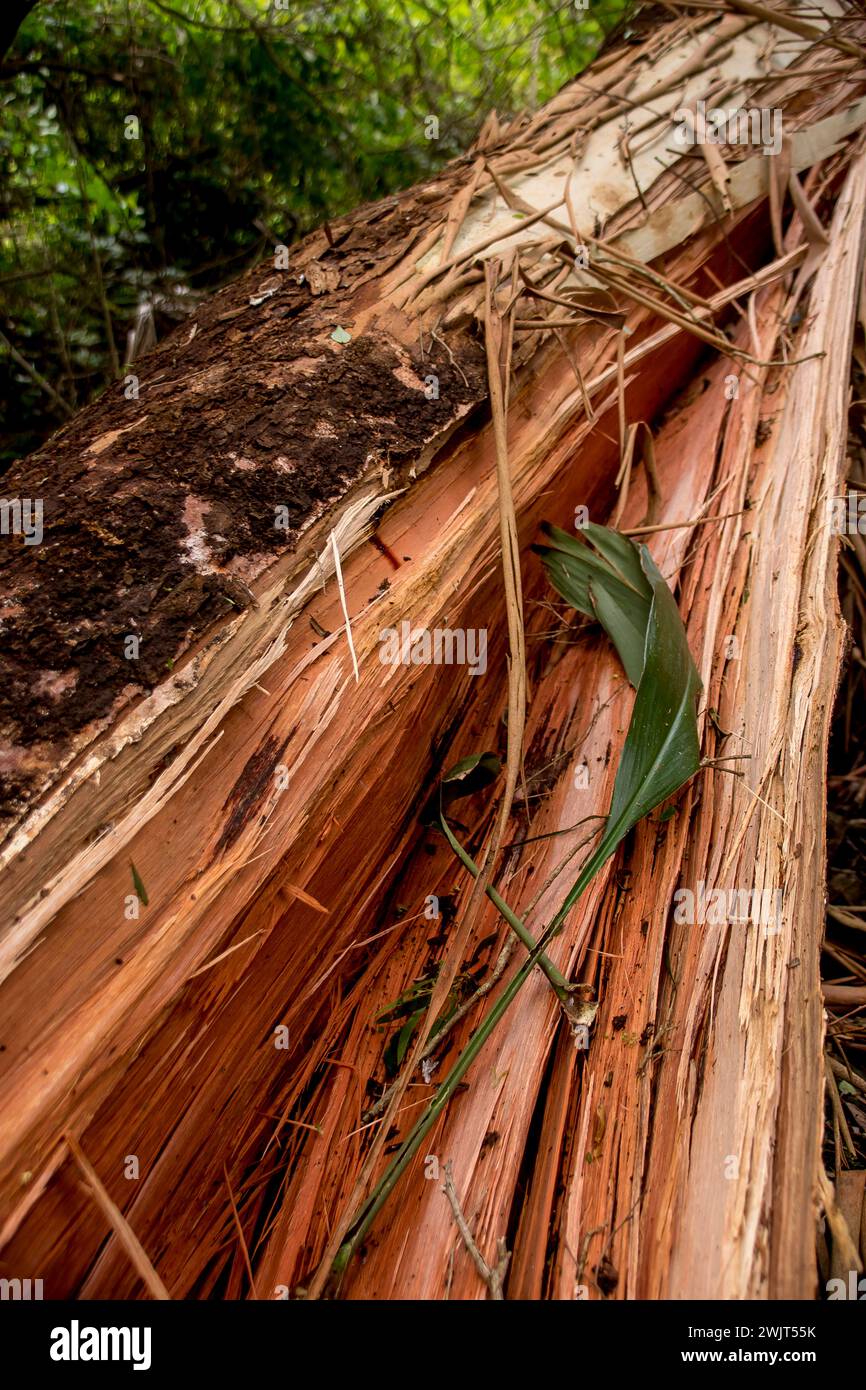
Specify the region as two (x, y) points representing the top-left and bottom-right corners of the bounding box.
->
(1, 1), (864, 1299)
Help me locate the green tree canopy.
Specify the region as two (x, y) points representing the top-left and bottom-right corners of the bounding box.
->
(0, 0), (622, 464)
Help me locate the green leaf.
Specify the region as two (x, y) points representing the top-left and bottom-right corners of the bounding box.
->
(534, 523), (651, 687)
(604, 546), (702, 843)
(375, 975), (433, 1022)
(536, 525), (702, 933)
(383, 1009), (425, 1076)
(441, 750), (501, 797)
(395, 1014), (422, 1067)
(330, 326), (351, 344)
(130, 860), (148, 907)
(422, 749), (501, 825)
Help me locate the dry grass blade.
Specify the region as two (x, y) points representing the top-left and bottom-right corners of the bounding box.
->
(224, 1163), (259, 1299)
(65, 1134), (171, 1300)
(482, 257), (528, 868)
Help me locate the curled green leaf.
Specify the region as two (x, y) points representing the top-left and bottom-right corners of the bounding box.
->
(441, 751), (501, 797)
(535, 522), (702, 932)
(534, 521), (651, 686)
(421, 750), (501, 826)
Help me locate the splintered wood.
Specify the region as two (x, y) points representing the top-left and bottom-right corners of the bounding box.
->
(1, 2), (864, 1300)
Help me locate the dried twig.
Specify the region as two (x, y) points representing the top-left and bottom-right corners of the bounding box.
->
(442, 1161), (510, 1300)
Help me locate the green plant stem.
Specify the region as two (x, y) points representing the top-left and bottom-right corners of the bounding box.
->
(547, 830), (620, 936)
(438, 811), (572, 1000)
(330, 825), (620, 1283)
(331, 903), (566, 1279)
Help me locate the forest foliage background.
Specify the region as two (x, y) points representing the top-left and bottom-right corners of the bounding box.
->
(0, 0), (625, 466)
